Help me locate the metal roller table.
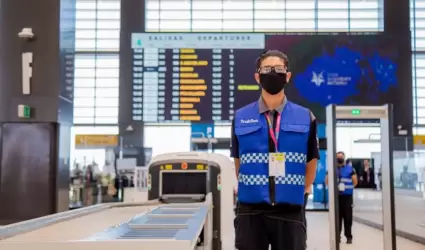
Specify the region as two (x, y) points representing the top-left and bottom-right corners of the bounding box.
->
(0, 195), (213, 250)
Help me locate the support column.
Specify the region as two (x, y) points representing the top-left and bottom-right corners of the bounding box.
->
(384, 0), (413, 151)
(0, 0), (75, 224)
(118, 0), (146, 154)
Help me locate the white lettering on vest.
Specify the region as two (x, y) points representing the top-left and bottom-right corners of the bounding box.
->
(240, 119), (258, 124)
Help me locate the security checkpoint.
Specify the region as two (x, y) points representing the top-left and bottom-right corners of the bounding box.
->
(0, 152), (236, 250)
(326, 104), (397, 250)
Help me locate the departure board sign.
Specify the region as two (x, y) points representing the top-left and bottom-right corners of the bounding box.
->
(131, 33), (264, 122)
(130, 33), (403, 123)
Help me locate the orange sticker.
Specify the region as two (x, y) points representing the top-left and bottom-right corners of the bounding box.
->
(181, 162), (188, 170)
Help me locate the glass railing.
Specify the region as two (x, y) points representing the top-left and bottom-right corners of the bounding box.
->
(352, 151), (425, 246)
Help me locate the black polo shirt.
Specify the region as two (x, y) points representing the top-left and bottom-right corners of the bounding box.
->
(231, 97), (320, 213)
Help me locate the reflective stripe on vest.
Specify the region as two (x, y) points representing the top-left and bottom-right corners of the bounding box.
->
(339, 166), (354, 195)
(239, 152), (306, 186)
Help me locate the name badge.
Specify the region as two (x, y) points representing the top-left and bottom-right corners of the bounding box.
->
(338, 183), (345, 191)
(269, 153), (285, 177)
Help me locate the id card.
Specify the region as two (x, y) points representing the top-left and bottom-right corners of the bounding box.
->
(269, 153), (285, 177)
(338, 183), (346, 191)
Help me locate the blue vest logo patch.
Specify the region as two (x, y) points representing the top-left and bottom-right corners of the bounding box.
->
(240, 118), (258, 124)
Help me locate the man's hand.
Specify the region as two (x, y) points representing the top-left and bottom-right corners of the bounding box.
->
(304, 184), (312, 194)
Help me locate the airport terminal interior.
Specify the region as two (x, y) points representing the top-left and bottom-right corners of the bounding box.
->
(0, 0), (425, 249)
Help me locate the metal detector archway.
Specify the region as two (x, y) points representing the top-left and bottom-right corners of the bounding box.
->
(326, 104), (396, 250)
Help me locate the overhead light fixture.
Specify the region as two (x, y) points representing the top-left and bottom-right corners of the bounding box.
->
(353, 139), (381, 143)
(353, 133), (381, 143)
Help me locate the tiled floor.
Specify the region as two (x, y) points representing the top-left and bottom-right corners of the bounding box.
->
(353, 190), (425, 241)
(221, 212), (425, 250)
(305, 213), (425, 250)
(305, 189), (425, 243)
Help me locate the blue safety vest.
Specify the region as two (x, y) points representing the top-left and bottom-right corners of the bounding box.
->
(338, 165), (354, 195)
(235, 101), (310, 206)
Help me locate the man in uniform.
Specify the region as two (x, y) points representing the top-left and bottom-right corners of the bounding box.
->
(326, 152), (358, 244)
(231, 50), (319, 250)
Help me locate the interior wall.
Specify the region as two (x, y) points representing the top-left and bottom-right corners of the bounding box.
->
(335, 125), (381, 158)
(144, 125), (191, 157)
(214, 125), (232, 138)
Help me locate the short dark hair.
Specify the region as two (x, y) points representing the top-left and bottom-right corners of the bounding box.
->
(337, 151), (345, 157)
(255, 50), (289, 70)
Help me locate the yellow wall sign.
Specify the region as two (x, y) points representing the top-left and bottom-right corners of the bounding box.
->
(75, 134), (118, 147)
(414, 135), (425, 145)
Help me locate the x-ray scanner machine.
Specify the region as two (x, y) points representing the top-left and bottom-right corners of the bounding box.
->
(326, 104), (397, 250)
(0, 152), (235, 250)
(148, 152), (236, 250)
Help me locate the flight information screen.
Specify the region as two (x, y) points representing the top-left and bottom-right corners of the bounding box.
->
(131, 33), (264, 122)
(130, 33), (402, 123)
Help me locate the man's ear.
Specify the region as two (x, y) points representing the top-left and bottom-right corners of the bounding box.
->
(286, 72), (292, 82)
(255, 72), (260, 84)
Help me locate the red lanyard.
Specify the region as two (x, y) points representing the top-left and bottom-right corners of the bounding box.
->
(264, 112), (281, 151)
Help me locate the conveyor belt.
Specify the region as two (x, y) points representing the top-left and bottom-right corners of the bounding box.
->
(85, 204), (208, 241)
(0, 196), (213, 250)
(2, 206), (155, 242)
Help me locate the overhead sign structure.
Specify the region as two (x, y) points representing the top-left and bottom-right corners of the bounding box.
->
(75, 134), (119, 148)
(326, 105), (396, 250)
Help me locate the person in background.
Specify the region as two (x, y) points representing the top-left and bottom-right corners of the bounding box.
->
(84, 165), (96, 206)
(377, 165), (382, 191)
(326, 152), (358, 244)
(400, 165), (410, 189)
(362, 160), (370, 181)
(360, 159), (375, 188)
(420, 167), (425, 192)
(421, 167), (425, 197)
(231, 50), (319, 250)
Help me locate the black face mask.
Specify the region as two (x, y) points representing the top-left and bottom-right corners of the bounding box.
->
(259, 72), (287, 95)
(337, 158), (345, 165)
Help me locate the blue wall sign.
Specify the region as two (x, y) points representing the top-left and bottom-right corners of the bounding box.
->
(191, 123), (214, 138)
